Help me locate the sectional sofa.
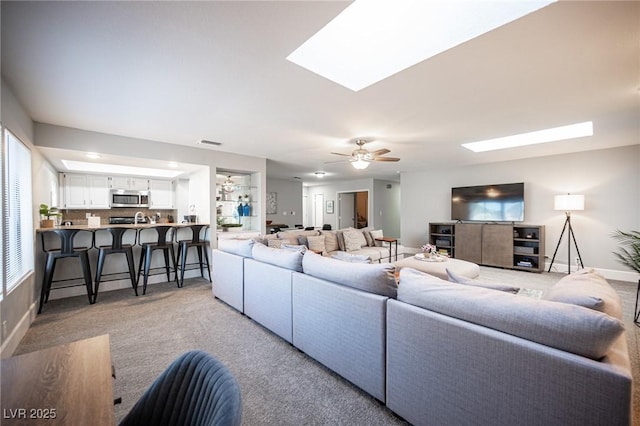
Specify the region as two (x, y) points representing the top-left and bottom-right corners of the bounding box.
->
(212, 239), (632, 426)
(257, 227), (406, 262)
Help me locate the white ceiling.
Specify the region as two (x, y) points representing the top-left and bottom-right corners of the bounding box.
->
(2, 1), (638, 183)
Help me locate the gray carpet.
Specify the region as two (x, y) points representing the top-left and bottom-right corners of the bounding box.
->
(13, 267), (640, 425)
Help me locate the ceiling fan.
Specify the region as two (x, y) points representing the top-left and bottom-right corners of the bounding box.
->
(328, 139), (400, 169)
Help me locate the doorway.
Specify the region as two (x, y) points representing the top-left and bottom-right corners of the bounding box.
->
(314, 193), (324, 228)
(338, 190), (369, 229)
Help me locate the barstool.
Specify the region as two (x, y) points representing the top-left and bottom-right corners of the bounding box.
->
(175, 224), (212, 287)
(137, 225), (178, 294)
(94, 227), (138, 302)
(39, 228), (94, 314)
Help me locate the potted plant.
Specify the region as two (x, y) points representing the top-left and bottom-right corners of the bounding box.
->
(612, 229), (640, 322)
(39, 204), (62, 228)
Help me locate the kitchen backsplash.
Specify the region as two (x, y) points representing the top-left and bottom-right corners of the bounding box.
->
(61, 208), (177, 224)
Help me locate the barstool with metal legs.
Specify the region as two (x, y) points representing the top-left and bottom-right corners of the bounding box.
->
(94, 227), (138, 302)
(39, 228), (94, 314)
(175, 224), (212, 287)
(137, 225), (178, 294)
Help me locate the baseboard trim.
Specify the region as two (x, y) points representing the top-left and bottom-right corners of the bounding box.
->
(1, 301), (37, 359)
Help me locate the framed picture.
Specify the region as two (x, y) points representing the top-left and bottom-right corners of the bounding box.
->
(326, 200), (334, 214)
(266, 192), (277, 214)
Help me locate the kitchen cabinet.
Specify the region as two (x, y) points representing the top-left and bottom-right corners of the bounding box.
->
(62, 173), (110, 209)
(149, 179), (174, 209)
(109, 176), (149, 191)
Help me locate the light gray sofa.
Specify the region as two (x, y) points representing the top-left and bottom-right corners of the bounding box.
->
(212, 241), (632, 425)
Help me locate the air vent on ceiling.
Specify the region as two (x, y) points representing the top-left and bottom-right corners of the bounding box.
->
(198, 139), (223, 146)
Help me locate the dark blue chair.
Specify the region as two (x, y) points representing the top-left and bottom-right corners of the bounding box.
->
(119, 350), (242, 426)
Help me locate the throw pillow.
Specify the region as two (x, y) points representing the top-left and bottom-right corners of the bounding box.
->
(306, 235), (326, 254)
(267, 239), (285, 249)
(363, 230), (375, 247)
(297, 235), (309, 247)
(335, 230), (346, 251)
(302, 251), (397, 298)
(343, 228), (365, 252)
(321, 230), (340, 252)
(217, 238), (255, 258)
(282, 244), (307, 253)
(446, 268), (519, 293)
(370, 229), (383, 246)
(398, 268), (624, 360)
(542, 268), (622, 319)
(252, 242), (303, 272)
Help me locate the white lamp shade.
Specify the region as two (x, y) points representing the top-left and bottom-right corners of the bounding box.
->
(554, 194), (584, 211)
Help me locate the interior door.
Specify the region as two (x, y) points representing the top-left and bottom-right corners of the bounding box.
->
(338, 193), (355, 229)
(314, 194), (324, 228)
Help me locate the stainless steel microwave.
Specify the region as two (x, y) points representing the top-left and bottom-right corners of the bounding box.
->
(110, 189), (150, 208)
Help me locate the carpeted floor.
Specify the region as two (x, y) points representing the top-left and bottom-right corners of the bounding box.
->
(12, 267), (640, 425)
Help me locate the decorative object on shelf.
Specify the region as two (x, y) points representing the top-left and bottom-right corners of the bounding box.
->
(243, 194), (250, 203)
(326, 200), (334, 214)
(39, 203), (62, 228)
(548, 193), (584, 274)
(237, 197), (244, 217)
(266, 192), (277, 214)
(221, 223), (243, 232)
(222, 176), (235, 194)
(243, 202), (250, 217)
(611, 229), (640, 324)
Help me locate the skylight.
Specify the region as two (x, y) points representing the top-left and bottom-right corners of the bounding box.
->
(61, 160), (184, 178)
(287, 0), (555, 91)
(461, 121), (594, 152)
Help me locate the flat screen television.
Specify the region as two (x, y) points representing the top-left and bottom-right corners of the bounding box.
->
(451, 182), (524, 222)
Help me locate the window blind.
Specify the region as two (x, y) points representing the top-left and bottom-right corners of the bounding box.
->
(5, 129), (33, 293)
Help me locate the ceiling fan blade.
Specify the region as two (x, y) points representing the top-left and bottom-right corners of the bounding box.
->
(373, 157), (400, 162)
(330, 152), (352, 157)
(369, 148), (390, 156)
(324, 159), (350, 164)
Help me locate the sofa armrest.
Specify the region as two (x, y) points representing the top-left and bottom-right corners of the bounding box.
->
(212, 249), (245, 313)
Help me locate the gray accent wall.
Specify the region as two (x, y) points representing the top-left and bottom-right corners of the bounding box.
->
(265, 178), (303, 229)
(400, 145), (640, 280)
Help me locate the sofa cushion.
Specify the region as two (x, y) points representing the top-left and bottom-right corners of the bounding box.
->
(302, 251), (397, 298)
(306, 235), (326, 254)
(446, 268), (519, 293)
(343, 228), (366, 251)
(370, 229), (383, 246)
(336, 230), (346, 251)
(398, 268), (624, 360)
(217, 238), (254, 258)
(252, 242), (303, 272)
(267, 239), (285, 249)
(332, 251), (372, 263)
(321, 230), (340, 252)
(252, 234), (278, 246)
(542, 268), (622, 319)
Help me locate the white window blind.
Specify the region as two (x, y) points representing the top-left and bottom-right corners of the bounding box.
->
(4, 129), (33, 293)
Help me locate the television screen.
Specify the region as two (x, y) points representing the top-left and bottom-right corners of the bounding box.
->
(451, 182), (524, 222)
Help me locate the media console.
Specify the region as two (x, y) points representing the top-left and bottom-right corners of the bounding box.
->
(429, 222), (545, 272)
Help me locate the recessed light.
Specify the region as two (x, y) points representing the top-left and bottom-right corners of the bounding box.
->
(314, 171), (326, 178)
(287, 1), (554, 91)
(461, 121), (594, 153)
(86, 152), (101, 159)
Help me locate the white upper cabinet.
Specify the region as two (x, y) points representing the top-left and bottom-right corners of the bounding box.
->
(110, 176), (149, 190)
(149, 179), (174, 209)
(62, 173), (110, 209)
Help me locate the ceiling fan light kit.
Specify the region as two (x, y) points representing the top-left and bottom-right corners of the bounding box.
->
(329, 139), (400, 170)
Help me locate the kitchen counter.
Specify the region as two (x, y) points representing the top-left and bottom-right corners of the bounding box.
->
(36, 223), (210, 232)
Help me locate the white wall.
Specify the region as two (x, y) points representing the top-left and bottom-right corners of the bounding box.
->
(373, 179), (401, 238)
(266, 178), (303, 228)
(187, 168), (211, 224)
(401, 145), (640, 280)
(1, 80), (59, 357)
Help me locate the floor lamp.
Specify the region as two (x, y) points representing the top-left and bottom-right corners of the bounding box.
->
(548, 194), (585, 274)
